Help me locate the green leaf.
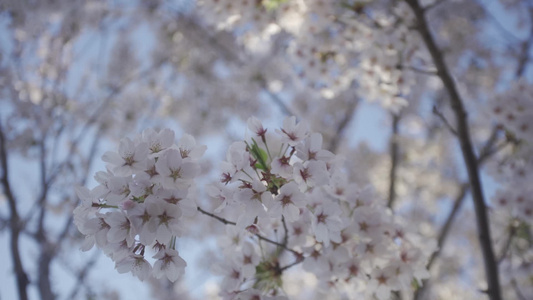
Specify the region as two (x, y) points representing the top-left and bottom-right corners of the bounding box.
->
(262, 0), (288, 10)
(411, 278), (420, 290)
(249, 138), (270, 171)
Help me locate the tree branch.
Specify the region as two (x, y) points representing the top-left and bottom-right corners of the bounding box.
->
(413, 183), (468, 300)
(35, 134), (55, 300)
(0, 120), (29, 300)
(405, 0), (502, 298)
(432, 106), (457, 136)
(497, 225), (516, 264)
(387, 113), (401, 209)
(414, 125), (503, 299)
(196, 207), (302, 259)
(65, 251), (100, 300)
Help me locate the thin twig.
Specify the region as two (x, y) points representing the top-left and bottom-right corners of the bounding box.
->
(281, 216), (289, 248)
(45, 62), (164, 188)
(413, 183), (468, 300)
(387, 113), (401, 209)
(478, 0), (522, 44)
(405, 65), (438, 75)
(54, 126), (104, 251)
(511, 277), (527, 300)
(65, 251), (100, 300)
(430, 183), (469, 269)
(515, 8), (533, 78)
(478, 127), (501, 164)
(197, 207), (236, 225)
(415, 126), (504, 299)
(497, 225), (516, 264)
(406, 0), (502, 298)
(196, 207), (302, 259)
(432, 106), (457, 136)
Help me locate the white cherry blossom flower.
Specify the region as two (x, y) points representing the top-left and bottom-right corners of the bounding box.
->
(102, 137), (148, 176)
(270, 155), (293, 178)
(178, 133), (207, 159)
(106, 176), (133, 205)
(105, 211), (135, 247)
(154, 188), (196, 216)
(293, 160), (329, 188)
(234, 241), (260, 278)
(276, 116), (309, 146)
(152, 248), (187, 282)
(247, 116), (267, 138)
(266, 182), (305, 222)
(151, 200), (183, 242)
(296, 132), (334, 162)
(367, 266), (400, 300)
(142, 128), (174, 156)
(155, 149), (200, 190)
(311, 203), (343, 246)
(127, 202), (158, 245)
(115, 254), (152, 281)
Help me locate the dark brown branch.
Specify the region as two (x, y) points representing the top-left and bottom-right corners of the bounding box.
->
(406, 0), (502, 298)
(197, 207), (236, 225)
(35, 135), (55, 300)
(387, 113), (401, 209)
(414, 126), (503, 299)
(0, 120), (29, 300)
(196, 207), (302, 258)
(281, 216), (289, 248)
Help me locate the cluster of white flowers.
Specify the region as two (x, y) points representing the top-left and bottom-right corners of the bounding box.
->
(196, 0), (422, 112)
(488, 79), (533, 226)
(489, 79), (533, 143)
(74, 117), (433, 299)
(74, 128), (205, 282)
(207, 116), (433, 299)
(486, 80), (533, 299)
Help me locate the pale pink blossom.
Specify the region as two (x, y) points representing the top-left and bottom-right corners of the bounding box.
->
(152, 248), (187, 282)
(102, 137), (148, 176)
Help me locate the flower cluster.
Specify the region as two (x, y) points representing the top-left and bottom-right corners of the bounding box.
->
(487, 79), (533, 226)
(196, 0), (421, 112)
(74, 117), (432, 299)
(486, 80), (533, 299)
(74, 128), (205, 282)
(208, 116), (433, 299)
(489, 79), (533, 143)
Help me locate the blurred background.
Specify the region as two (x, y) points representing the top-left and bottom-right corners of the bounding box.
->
(0, 0), (532, 299)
